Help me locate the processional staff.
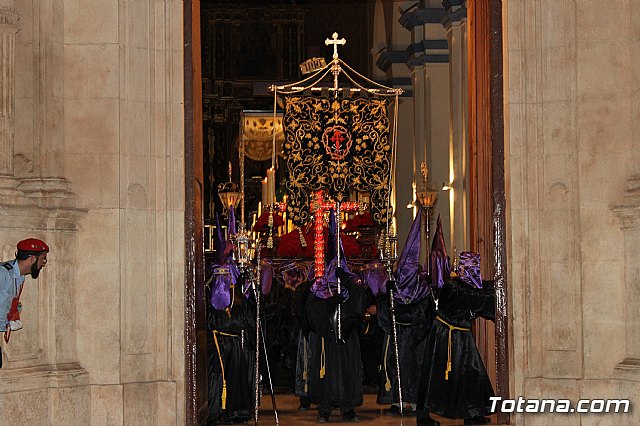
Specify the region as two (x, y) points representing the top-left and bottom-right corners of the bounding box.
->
(381, 230), (404, 416)
(237, 233), (278, 425)
(380, 90), (403, 415)
(336, 201), (343, 343)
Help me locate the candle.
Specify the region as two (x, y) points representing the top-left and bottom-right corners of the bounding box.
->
(266, 168), (276, 205)
(261, 178), (268, 206)
(258, 202), (262, 218)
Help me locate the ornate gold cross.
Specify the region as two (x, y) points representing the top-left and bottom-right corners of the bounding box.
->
(325, 32), (346, 60)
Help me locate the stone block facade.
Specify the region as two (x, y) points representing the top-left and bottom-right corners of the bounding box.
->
(506, 0), (640, 424)
(0, 1), (185, 424)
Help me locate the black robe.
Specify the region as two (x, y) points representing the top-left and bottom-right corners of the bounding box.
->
(359, 287), (384, 388)
(417, 278), (495, 420)
(277, 281), (301, 387)
(377, 296), (435, 405)
(209, 289), (257, 424)
(303, 279), (368, 410)
(262, 278), (285, 368)
(292, 281), (313, 398)
(260, 278), (291, 391)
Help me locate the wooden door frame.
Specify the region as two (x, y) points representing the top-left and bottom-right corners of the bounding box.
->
(184, 0), (510, 424)
(468, 1), (509, 424)
(185, 0), (207, 424)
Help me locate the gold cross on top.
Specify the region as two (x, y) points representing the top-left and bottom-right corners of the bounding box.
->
(325, 32), (346, 60)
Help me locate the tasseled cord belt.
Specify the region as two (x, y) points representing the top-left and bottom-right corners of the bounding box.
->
(212, 330), (239, 409)
(319, 337), (326, 379)
(303, 337), (309, 392)
(435, 316), (470, 380)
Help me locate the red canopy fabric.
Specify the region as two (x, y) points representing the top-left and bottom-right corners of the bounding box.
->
(343, 211), (375, 232)
(276, 226), (363, 259)
(277, 227), (315, 258)
(253, 211), (285, 232)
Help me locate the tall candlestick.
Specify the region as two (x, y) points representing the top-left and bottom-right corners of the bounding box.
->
(261, 178), (268, 206)
(266, 168), (276, 205)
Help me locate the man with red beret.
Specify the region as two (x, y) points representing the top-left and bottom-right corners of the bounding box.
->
(0, 238), (49, 368)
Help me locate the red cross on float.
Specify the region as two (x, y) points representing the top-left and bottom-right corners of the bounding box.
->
(310, 190), (362, 278)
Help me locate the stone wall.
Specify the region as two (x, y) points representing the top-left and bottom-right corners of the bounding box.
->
(0, 1), (185, 425)
(506, 0), (639, 424)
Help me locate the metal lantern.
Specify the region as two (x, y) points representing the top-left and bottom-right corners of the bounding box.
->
(417, 186), (438, 208)
(385, 231), (398, 264)
(379, 226), (398, 275)
(234, 225), (252, 270)
(218, 162), (242, 214)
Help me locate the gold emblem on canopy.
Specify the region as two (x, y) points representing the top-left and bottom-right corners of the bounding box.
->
(241, 113), (285, 161)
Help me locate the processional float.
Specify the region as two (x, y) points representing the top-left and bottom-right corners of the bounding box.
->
(230, 32), (414, 423)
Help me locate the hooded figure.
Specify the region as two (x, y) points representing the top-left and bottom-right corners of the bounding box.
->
(310, 210), (361, 301)
(429, 214), (451, 290)
(415, 251), (496, 426)
(377, 206), (436, 416)
(302, 208), (368, 423)
(207, 208), (257, 425)
(359, 259), (388, 297)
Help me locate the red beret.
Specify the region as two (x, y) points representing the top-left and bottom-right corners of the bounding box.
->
(17, 238), (49, 253)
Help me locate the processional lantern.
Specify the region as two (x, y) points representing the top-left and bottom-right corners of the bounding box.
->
(379, 224), (398, 275)
(416, 162), (439, 271)
(417, 168), (438, 209)
(218, 161), (242, 215)
(234, 225), (251, 270)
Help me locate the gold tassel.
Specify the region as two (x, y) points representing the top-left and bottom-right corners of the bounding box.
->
(299, 228), (307, 248)
(222, 382), (227, 409)
(435, 316), (470, 382)
(303, 336), (309, 392)
(319, 337), (326, 379)
(383, 335), (391, 391)
(267, 209), (274, 248)
(446, 328), (452, 381)
(213, 331), (230, 409)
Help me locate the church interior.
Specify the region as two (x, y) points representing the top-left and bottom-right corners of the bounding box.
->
(198, 0), (504, 423)
(0, 0), (638, 425)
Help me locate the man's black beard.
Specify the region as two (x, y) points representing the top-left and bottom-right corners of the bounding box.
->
(30, 261), (40, 278)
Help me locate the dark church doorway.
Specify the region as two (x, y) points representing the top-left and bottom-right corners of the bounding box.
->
(184, 1), (509, 424)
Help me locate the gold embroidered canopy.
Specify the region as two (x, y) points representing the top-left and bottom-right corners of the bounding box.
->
(283, 94), (391, 226)
(268, 35), (402, 228)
